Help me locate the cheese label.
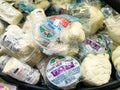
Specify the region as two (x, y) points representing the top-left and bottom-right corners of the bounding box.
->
(38, 15), (80, 40)
(46, 56), (81, 88)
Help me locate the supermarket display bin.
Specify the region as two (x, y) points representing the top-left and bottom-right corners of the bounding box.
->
(0, 0), (120, 90)
(0, 59), (120, 90)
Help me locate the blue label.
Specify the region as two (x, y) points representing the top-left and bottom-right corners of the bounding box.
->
(38, 15), (80, 40)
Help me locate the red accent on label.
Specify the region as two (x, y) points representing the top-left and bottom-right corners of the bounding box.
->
(52, 16), (70, 27)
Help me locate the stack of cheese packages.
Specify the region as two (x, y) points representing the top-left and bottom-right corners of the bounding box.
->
(0, 0), (119, 90)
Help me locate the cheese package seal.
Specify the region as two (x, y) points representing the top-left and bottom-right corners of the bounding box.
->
(2, 58), (40, 85)
(33, 14), (85, 56)
(37, 56), (81, 90)
(1, 25), (43, 66)
(66, 3), (104, 35)
(78, 34), (113, 60)
(0, 0), (23, 25)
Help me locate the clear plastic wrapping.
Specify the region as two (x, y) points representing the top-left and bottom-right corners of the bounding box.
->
(32, 14), (85, 56)
(66, 3), (104, 35)
(105, 15), (120, 44)
(2, 58), (40, 85)
(37, 56), (81, 90)
(1, 25), (43, 66)
(79, 34), (113, 61)
(0, 0), (23, 24)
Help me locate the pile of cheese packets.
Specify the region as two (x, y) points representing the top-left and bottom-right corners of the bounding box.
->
(0, 0), (119, 90)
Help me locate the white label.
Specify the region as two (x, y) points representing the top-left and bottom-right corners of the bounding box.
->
(7, 60), (40, 84)
(46, 56), (81, 88)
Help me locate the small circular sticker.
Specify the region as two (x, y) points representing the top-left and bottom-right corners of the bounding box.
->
(46, 56), (81, 88)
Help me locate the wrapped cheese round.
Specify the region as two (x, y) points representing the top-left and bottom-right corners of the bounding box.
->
(33, 14), (85, 56)
(0, 0), (23, 25)
(1, 25), (43, 66)
(37, 56), (81, 90)
(79, 34), (113, 60)
(81, 54), (111, 86)
(105, 15), (120, 44)
(67, 3), (104, 35)
(2, 57), (40, 84)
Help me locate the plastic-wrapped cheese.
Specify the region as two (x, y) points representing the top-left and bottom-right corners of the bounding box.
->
(37, 56), (81, 90)
(2, 57), (40, 84)
(81, 54), (111, 86)
(112, 46), (120, 71)
(0, 0), (23, 25)
(1, 25), (43, 66)
(105, 15), (120, 44)
(79, 34), (112, 60)
(23, 8), (47, 34)
(67, 3), (104, 35)
(33, 14), (85, 56)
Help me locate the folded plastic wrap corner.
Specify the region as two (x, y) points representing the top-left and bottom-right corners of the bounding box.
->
(78, 34), (113, 61)
(67, 3), (104, 35)
(2, 57), (40, 85)
(23, 8), (47, 34)
(0, 83), (17, 90)
(81, 53), (111, 86)
(1, 25), (43, 67)
(33, 14), (85, 56)
(0, 0), (23, 25)
(105, 15), (120, 44)
(37, 56), (81, 90)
